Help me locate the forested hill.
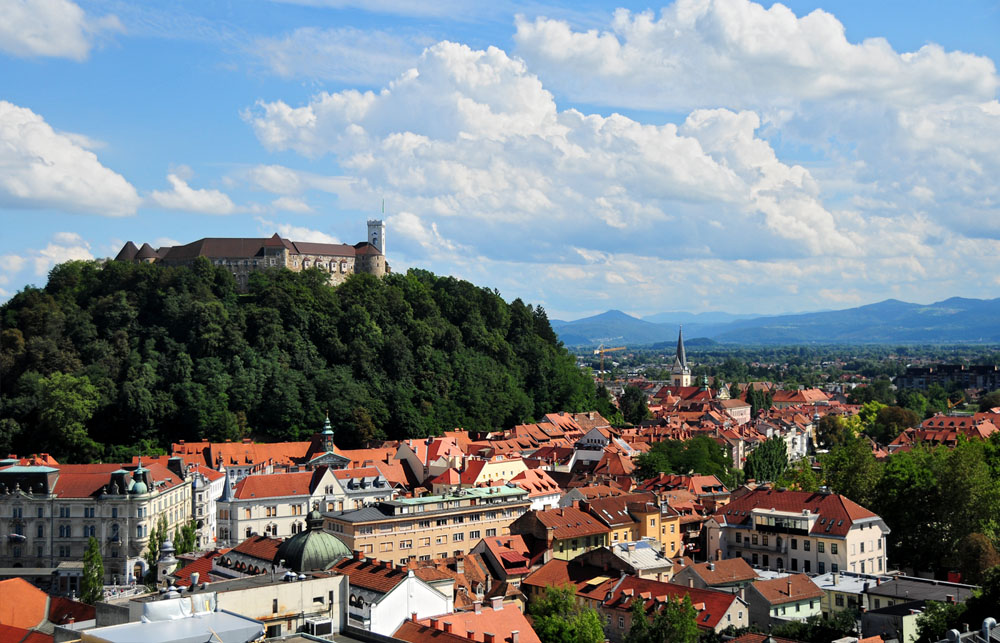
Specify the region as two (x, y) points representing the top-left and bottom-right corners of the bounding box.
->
(0, 259), (596, 462)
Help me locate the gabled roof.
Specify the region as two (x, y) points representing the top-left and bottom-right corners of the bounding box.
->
(713, 488), (878, 537)
(595, 575), (740, 631)
(592, 450), (635, 476)
(508, 468), (560, 498)
(683, 558), (757, 586)
(749, 574), (823, 605)
(0, 578), (48, 629)
(585, 493), (657, 528)
(230, 535), (282, 562)
(232, 469), (325, 500)
(531, 506), (609, 539)
(398, 603), (540, 643)
(329, 557), (408, 593)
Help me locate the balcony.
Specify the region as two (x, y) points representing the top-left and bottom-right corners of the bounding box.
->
(732, 539), (788, 554)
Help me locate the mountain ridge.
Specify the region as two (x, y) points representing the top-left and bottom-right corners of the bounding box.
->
(553, 297), (1000, 346)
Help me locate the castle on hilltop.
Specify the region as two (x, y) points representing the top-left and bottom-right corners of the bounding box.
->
(115, 220), (388, 289)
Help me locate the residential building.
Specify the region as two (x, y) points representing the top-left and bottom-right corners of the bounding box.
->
(459, 457), (529, 487)
(471, 535), (543, 586)
(508, 469), (561, 510)
(812, 570), (891, 616)
(706, 488), (890, 576)
(328, 467), (400, 511)
(188, 464), (226, 549)
(508, 505), (609, 561)
(395, 438), (465, 482)
(324, 486), (531, 564)
(0, 458), (191, 585)
(216, 467), (337, 545)
(575, 540), (674, 582)
(394, 597), (540, 643)
(329, 551), (453, 636)
(671, 556), (757, 592)
(745, 574), (824, 628)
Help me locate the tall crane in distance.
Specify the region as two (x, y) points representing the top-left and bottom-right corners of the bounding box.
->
(594, 344), (626, 384)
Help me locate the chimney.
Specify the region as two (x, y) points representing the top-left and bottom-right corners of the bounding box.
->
(512, 631), (520, 643)
(786, 580), (792, 597)
(354, 550), (365, 561)
(430, 618), (439, 629)
(833, 572), (838, 585)
(484, 634), (495, 643)
(411, 612), (418, 623)
(467, 630), (476, 640)
(443, 622), (453, 634)
(716, 549), (722, 561)
(491, 595), (504, 611)
(474, 601), (482, 614)
(946, 594), (955, 604)
(456, 558), (465, 574)
(190, 572), (200, 587)
(708, 562), (715, 572)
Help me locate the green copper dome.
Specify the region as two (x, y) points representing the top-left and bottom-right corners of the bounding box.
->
(274, 510), (351, 573)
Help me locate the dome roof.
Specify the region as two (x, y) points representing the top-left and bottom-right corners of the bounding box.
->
(274, 510), (351, 573)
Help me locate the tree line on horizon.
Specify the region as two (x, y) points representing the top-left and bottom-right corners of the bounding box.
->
(0, 259), (597, 462)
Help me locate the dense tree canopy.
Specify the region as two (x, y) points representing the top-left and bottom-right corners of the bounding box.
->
(528, 584), (605, 643)
(633, 435), (738, 487)
(743, 435), (788, 483)
(1, 260), (596, 460)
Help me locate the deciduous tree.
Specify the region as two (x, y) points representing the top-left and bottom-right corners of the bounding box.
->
(81, 536), (104, 604)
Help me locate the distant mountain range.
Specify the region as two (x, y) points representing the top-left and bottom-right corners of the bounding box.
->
(550, 297), (1000, 346)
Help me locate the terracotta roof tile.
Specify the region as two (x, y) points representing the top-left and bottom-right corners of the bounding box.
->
(750, 574), (824, 605)
(330, 557), (409, 593)
(0, 578), (47, 629)
(231, 535), (282, 562)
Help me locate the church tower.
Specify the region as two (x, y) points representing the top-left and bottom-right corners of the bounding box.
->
(671, 326), (691, 387)
(367, 219), (386, 255)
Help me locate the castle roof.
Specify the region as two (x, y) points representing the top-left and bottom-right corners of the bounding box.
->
(114, 241), (139, 261)
(135, 242), (161, 260)
(149, 235), (357, 261)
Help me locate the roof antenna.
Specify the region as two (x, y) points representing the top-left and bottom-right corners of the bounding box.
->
(381, 198), (385, 214)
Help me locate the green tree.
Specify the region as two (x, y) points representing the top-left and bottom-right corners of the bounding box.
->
(620, 385), (650, 425)
(772, 610), (859, 643)
(979, 389), (1000, 412)
(37, 371), (102, 462)
(625, 594), (699, 643)
(81, 536), (104, 604)
(870, 405), (920, 445)
(817, 414), (850, 448)
(822, 434), (881, 509)
(744, 436), (788, 482)
(955, 533), (1000, 584)
(528, 584), (605, 643)
(144, 515), (169, 586)
(174, 520), (198, 555)
(915, 600), (968, 643)
(777, 458), (821, 492)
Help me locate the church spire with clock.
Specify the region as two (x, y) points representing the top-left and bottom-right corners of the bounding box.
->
(671, 326), (691, 387)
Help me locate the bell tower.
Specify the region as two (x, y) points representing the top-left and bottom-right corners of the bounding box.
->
(367, 218), (385, 255)
(671, 326), (691, 387)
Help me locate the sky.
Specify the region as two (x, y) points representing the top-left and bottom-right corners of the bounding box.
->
(1, 0), (999, 320)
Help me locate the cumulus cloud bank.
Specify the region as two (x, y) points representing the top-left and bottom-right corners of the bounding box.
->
(0, 0), (122, 61)
(0, 100), (140, 216)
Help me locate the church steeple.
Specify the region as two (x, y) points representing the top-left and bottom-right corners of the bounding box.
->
(671, 326), (692, 387)
(321, 414), (335, 454)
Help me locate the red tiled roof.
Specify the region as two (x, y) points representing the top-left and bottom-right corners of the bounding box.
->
(46, 597), (95, 625)
(49, 462), (186, 499)
(173, 551), (225, 587)
(233, 470), (319, 499)
(750, 574), (823, 605)
(0, 578), (47, 628)
(595, 576), (740, 631)
(508, 469), (560, 498)
(713, 488), (877, 537)
(532, 506), (609, 539)
(399, 603), (541, 643)
(0, 624), (53, 643)
(231, 535), (282, 562)
(330, 557), (408, 593)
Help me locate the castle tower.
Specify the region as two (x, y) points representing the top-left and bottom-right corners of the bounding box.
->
(367, 219), (385, 255)
(321, 414), (335, 453)
(671, 326), (691, 387)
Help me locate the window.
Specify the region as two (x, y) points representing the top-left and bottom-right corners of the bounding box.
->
(792, 558), (798, 571)
(453, 533), (464, 542)
(762, 555), (769, 567)
(751, 534), (758, 545)
(752, 553), (758, 565)
(835, 595), (844, 607)
(804, 560), (811, 573)
(861, 561), (866, 573)
(437, 519), (448, 527)
(59, 506), (69, 518)
(762, 535), (768, 546)
(58, 545), (70, 558)
(818, 541), (825, 553)
(470, 530), (480, 539)
(400, 540), (412, 550)
(818, 561), (825, 574)
(436, 536), (446, 544)
(735, 532), (742, 543)
(84, 507), (95, 518)
(37, 507), (43, 518)
(831, 543), (838, 555)
(37, 524), (43, 538)
(831, 563), (839, 573)
(112, 507), (118, 518)
(486, 529), (496, 537)
(791, 538), (798, 550)
(619, 616), (625, 629)
(244, 508), (252, 519)
(380, 542), (393, 552)
(804, 540), (810, 551)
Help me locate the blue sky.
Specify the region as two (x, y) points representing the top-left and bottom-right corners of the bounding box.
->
(2, 0), (999, 319)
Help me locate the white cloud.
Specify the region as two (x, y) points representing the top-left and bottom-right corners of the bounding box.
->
(271, 196), (312, 213)
(0, 100), (140, 216)
(148, 173), (236, 214)
(0, 0), (122, 61)
(255, 218), (341, 243)
(255, 27), (421, 84)
(513, 2), (998, 112)
(244, 164), (353, 195)
(34, 231), (92, 274)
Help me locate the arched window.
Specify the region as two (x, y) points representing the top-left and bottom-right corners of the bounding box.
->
(349, 594), (357, 607)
